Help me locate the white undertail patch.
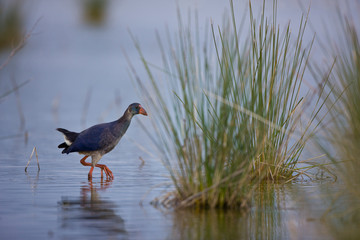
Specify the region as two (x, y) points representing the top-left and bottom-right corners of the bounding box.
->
(64, 136), (72, 146)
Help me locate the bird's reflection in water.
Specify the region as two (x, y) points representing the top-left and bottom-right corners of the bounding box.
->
(59, 179), (127, 239)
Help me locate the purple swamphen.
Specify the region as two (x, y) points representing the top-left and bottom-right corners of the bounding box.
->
(57, 103), (147, 180)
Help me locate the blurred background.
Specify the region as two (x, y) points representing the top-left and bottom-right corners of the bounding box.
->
(0, 0), (359, 239)
(1, 0), (356, 137)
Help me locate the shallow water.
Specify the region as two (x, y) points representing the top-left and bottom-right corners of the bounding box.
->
(1, 0), (359, 239)
(0, 141), (172, 239)
(0, 127), (336, 239)
(0, 159), (335, 240)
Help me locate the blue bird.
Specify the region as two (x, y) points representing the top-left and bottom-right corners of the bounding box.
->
(57, 103), (147, 179)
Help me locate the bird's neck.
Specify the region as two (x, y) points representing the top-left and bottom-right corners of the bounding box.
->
(113, 110), (133, 135)
(119, 109), (133, 122)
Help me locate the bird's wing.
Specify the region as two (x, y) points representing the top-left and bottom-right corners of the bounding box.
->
(65, 123), (112, 153)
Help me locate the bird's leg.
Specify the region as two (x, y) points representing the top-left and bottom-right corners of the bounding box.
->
(88, 166), (94, 180)
(80, 155), (90, 166)
(80, 156), (94, 180)
(95, 164), (114, 179)
(80, 155), (112, 179)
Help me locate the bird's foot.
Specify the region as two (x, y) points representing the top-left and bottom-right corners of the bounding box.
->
(96, 164), (114, 179)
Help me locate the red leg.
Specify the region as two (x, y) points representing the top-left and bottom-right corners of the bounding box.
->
(79, 155), (113, 180)
(80, 156), (93, 179)
(80, 156), (90, 166)
(88, 166), (94, 180)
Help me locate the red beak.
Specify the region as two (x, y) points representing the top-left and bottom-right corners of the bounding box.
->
(139, 106), (148, 116)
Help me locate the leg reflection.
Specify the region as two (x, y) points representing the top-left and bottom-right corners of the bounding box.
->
(59, 178), (127, 238)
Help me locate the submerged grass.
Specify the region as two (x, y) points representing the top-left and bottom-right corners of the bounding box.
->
(129, 0), (327, 209)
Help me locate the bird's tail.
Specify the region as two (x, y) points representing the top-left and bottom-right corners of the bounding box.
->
(56, 128), (79, 154)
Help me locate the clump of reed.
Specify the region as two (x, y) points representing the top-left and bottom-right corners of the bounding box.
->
(130, 0), (326, 209)
(315, 9), (360, 239)
(324, 19), (360, 200)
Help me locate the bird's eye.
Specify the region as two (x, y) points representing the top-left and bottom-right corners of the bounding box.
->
(136, 106), (139, 110)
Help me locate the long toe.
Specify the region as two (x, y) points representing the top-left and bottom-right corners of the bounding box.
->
(104, 166), (113, 179)
(103, 167), (110, 179)
(107, 167), (114, 179)
(106, 168), (112, 179)
(95, 164), (113, 179)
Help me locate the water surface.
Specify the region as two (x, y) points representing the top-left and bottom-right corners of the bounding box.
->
(1, 0), (358, 239)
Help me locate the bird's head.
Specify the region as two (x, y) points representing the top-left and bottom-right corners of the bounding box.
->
(128, 103), (148, 116)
